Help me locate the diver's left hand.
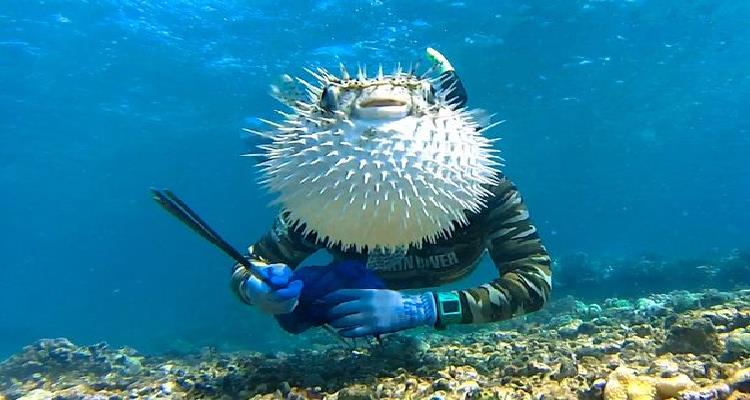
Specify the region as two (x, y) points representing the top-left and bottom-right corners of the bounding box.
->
(322, 289), (437, 337)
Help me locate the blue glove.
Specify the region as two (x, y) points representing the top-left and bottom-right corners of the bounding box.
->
(322, 289), (437, 337)
(274, 260), (386, 334)
(242, 263), (303, 314)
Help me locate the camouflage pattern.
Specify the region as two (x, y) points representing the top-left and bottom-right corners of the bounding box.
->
(230, 174), (552, 325)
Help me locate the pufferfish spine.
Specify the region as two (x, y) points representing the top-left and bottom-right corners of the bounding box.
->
(250, 64), (503, 252)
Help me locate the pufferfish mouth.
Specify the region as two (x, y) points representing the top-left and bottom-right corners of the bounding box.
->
(359, 98), (408, 107)
(354, 96), (410, 119)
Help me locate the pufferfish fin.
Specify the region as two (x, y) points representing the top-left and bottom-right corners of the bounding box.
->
(270, 74), (307, 108)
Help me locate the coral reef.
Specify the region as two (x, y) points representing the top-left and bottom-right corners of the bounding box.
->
(554, 249), (750, 299)
(1, 288), (749, 399)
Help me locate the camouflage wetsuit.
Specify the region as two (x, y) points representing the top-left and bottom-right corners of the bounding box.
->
(231, 71), (552, 326)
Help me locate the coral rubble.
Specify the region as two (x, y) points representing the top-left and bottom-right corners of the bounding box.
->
(1, 289), (749, 399)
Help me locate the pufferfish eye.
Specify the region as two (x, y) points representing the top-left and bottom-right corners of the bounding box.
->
(320, 85), (339, 111)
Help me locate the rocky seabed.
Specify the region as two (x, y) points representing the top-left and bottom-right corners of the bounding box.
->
(2, 289), (750, 400)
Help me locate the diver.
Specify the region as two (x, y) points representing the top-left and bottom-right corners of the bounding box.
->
(231, 48), (552, 338)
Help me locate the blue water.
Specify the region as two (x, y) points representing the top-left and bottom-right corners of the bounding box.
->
(1, 0), (748, 358)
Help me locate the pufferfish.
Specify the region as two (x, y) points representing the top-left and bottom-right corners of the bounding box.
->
(245, 64), (503, 252)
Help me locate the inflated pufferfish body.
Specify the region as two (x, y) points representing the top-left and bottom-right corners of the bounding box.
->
(249, 64), (502, 252)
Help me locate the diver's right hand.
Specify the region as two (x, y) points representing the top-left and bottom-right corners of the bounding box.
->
(242, 263), (303, 315)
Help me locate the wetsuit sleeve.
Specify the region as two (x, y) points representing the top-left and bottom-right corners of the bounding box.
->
(230, 213), (319, 304)
(444, 176), (552, 324)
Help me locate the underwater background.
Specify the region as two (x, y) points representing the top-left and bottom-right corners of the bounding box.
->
(1, 0), (748, 361)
